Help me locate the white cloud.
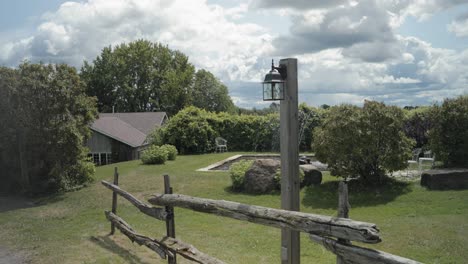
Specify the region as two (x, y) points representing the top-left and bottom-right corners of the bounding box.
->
(403, 0), (468, 20)
(272, 1), (397, 60)
(0, 0), (273, 83)
(448, 12), (468, 37)
(0, 0), (467, 109)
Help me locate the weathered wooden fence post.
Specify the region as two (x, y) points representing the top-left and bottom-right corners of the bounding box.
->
(337, 181), (351, 264)
(110, 167), (119, 235)
(279, 58), (300, 264)
(164, 174), (177, 264)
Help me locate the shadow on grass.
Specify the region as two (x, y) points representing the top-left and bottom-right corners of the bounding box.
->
(302, 177), (412, 209)
(0, 193), (65, 213)
(223, 186), (281, 196)
(89, 235), (152, 264)
(0, 196), (36, 213)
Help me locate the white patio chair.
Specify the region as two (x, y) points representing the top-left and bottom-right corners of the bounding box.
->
(407, 148), (421, 176)
(419, 150), (435, 170)
(215, 137), (228, 153)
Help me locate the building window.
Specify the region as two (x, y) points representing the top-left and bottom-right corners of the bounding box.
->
(89, 152), (112, 166)
(93, 153), (100, 165)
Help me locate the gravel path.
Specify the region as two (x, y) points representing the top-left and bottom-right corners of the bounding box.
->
(0, 246), (27, 264)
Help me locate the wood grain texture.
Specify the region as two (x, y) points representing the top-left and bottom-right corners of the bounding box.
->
(148, 193), (381, 243)
(102, 180), (167, 221)
(279, 58), (300, 264)
(310, 235), (421, 264)
(105, 211), (167, 259)
(110, 168), (119, 235)
(337, 181), (351, 264)
(105, 211), (225, 264)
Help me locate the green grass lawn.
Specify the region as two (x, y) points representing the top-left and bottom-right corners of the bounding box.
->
(1, 152), (467, 263)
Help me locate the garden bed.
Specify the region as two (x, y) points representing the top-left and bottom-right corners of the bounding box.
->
(197, 154), (328, 171)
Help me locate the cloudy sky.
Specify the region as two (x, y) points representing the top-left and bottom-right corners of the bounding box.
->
(1, 0), (468, 108)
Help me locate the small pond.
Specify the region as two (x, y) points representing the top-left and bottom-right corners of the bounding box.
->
(198, 154), (328, 171)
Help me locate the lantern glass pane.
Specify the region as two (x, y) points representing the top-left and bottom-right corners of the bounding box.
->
(272, 82), (284, 100)
(263, 83), (273, 100)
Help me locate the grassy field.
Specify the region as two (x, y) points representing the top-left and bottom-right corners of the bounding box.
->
(1, 152), (467, 263)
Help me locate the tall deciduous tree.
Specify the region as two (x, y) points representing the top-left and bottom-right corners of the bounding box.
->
(0, 63), (97, 194)
(429, 95), (468, 167)
(313, 101), (414, 184)
(81, 40), (195, 115)
(191, 69), (235, 113)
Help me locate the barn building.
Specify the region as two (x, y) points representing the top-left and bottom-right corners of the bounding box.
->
(86, 112), (168, 165)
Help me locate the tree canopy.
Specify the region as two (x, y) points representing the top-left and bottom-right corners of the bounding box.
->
(81, 39), (235, 115)
(0, 63), (97, 194)
(313, 101), (414, 184)
(429, 95), (468, 167)
(191, 69), (236, 113)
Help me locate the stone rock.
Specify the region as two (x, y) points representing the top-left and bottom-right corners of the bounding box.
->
(300, 164), (322, 186)
(244, 159), (280, 194)
(421, 168), (468, 190)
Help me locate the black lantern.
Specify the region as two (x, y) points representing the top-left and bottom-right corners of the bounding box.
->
(262, 59), (286, 101)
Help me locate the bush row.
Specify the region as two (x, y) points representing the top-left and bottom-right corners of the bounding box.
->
(150, 105), (325, 154)
(150, 106), (280, 154)
(151, 96), (468, 169)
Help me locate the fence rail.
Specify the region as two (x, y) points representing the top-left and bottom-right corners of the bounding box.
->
(310, 234), (421, 264)
(106, 211), (224, 264)
(102, 180), (167, 220)
(147, 193), (380, 244)
(101, 168), (422, 264)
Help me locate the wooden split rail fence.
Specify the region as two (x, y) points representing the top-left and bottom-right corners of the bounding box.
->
(101, 167), (422, 264)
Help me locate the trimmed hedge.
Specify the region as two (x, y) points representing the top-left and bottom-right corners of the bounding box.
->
(161, 144), (178, 160)
(141, 145), (168, 165)
(154, 106), (280, 154)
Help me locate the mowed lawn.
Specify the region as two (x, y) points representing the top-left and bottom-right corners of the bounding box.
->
(1, 152), (467, 263)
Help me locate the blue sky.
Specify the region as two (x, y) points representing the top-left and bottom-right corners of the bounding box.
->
(1, 0), (467, 108)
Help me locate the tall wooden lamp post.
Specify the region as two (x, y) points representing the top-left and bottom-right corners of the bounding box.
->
(262, 58), (300, 264)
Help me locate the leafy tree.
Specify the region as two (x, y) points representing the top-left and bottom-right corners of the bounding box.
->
(429, 95), (468, 167)
(157, 107), (217, 154)
(298, 103), (325, 151)
(191, 69), (236, 113)
(236, 103), (279, 116)
(403, 106), (432, 148)
(81, 40), (195, 115)
(0, 63), (97, 194)
(0, 67), (21, 192)
(313, 101), (413, 184)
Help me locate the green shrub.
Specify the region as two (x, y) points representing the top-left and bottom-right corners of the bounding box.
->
(157, 105), (325, 154)
(141, 145), (169, 165)
(429, 95), (468, 167)
(403, 106), (433, 148)
(158, 107), (217, 154)
(273, 168), (305, 190)
(229, 160), (253, 191)
(161, 144), (178, 160)
(313, 101), (414, 184)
